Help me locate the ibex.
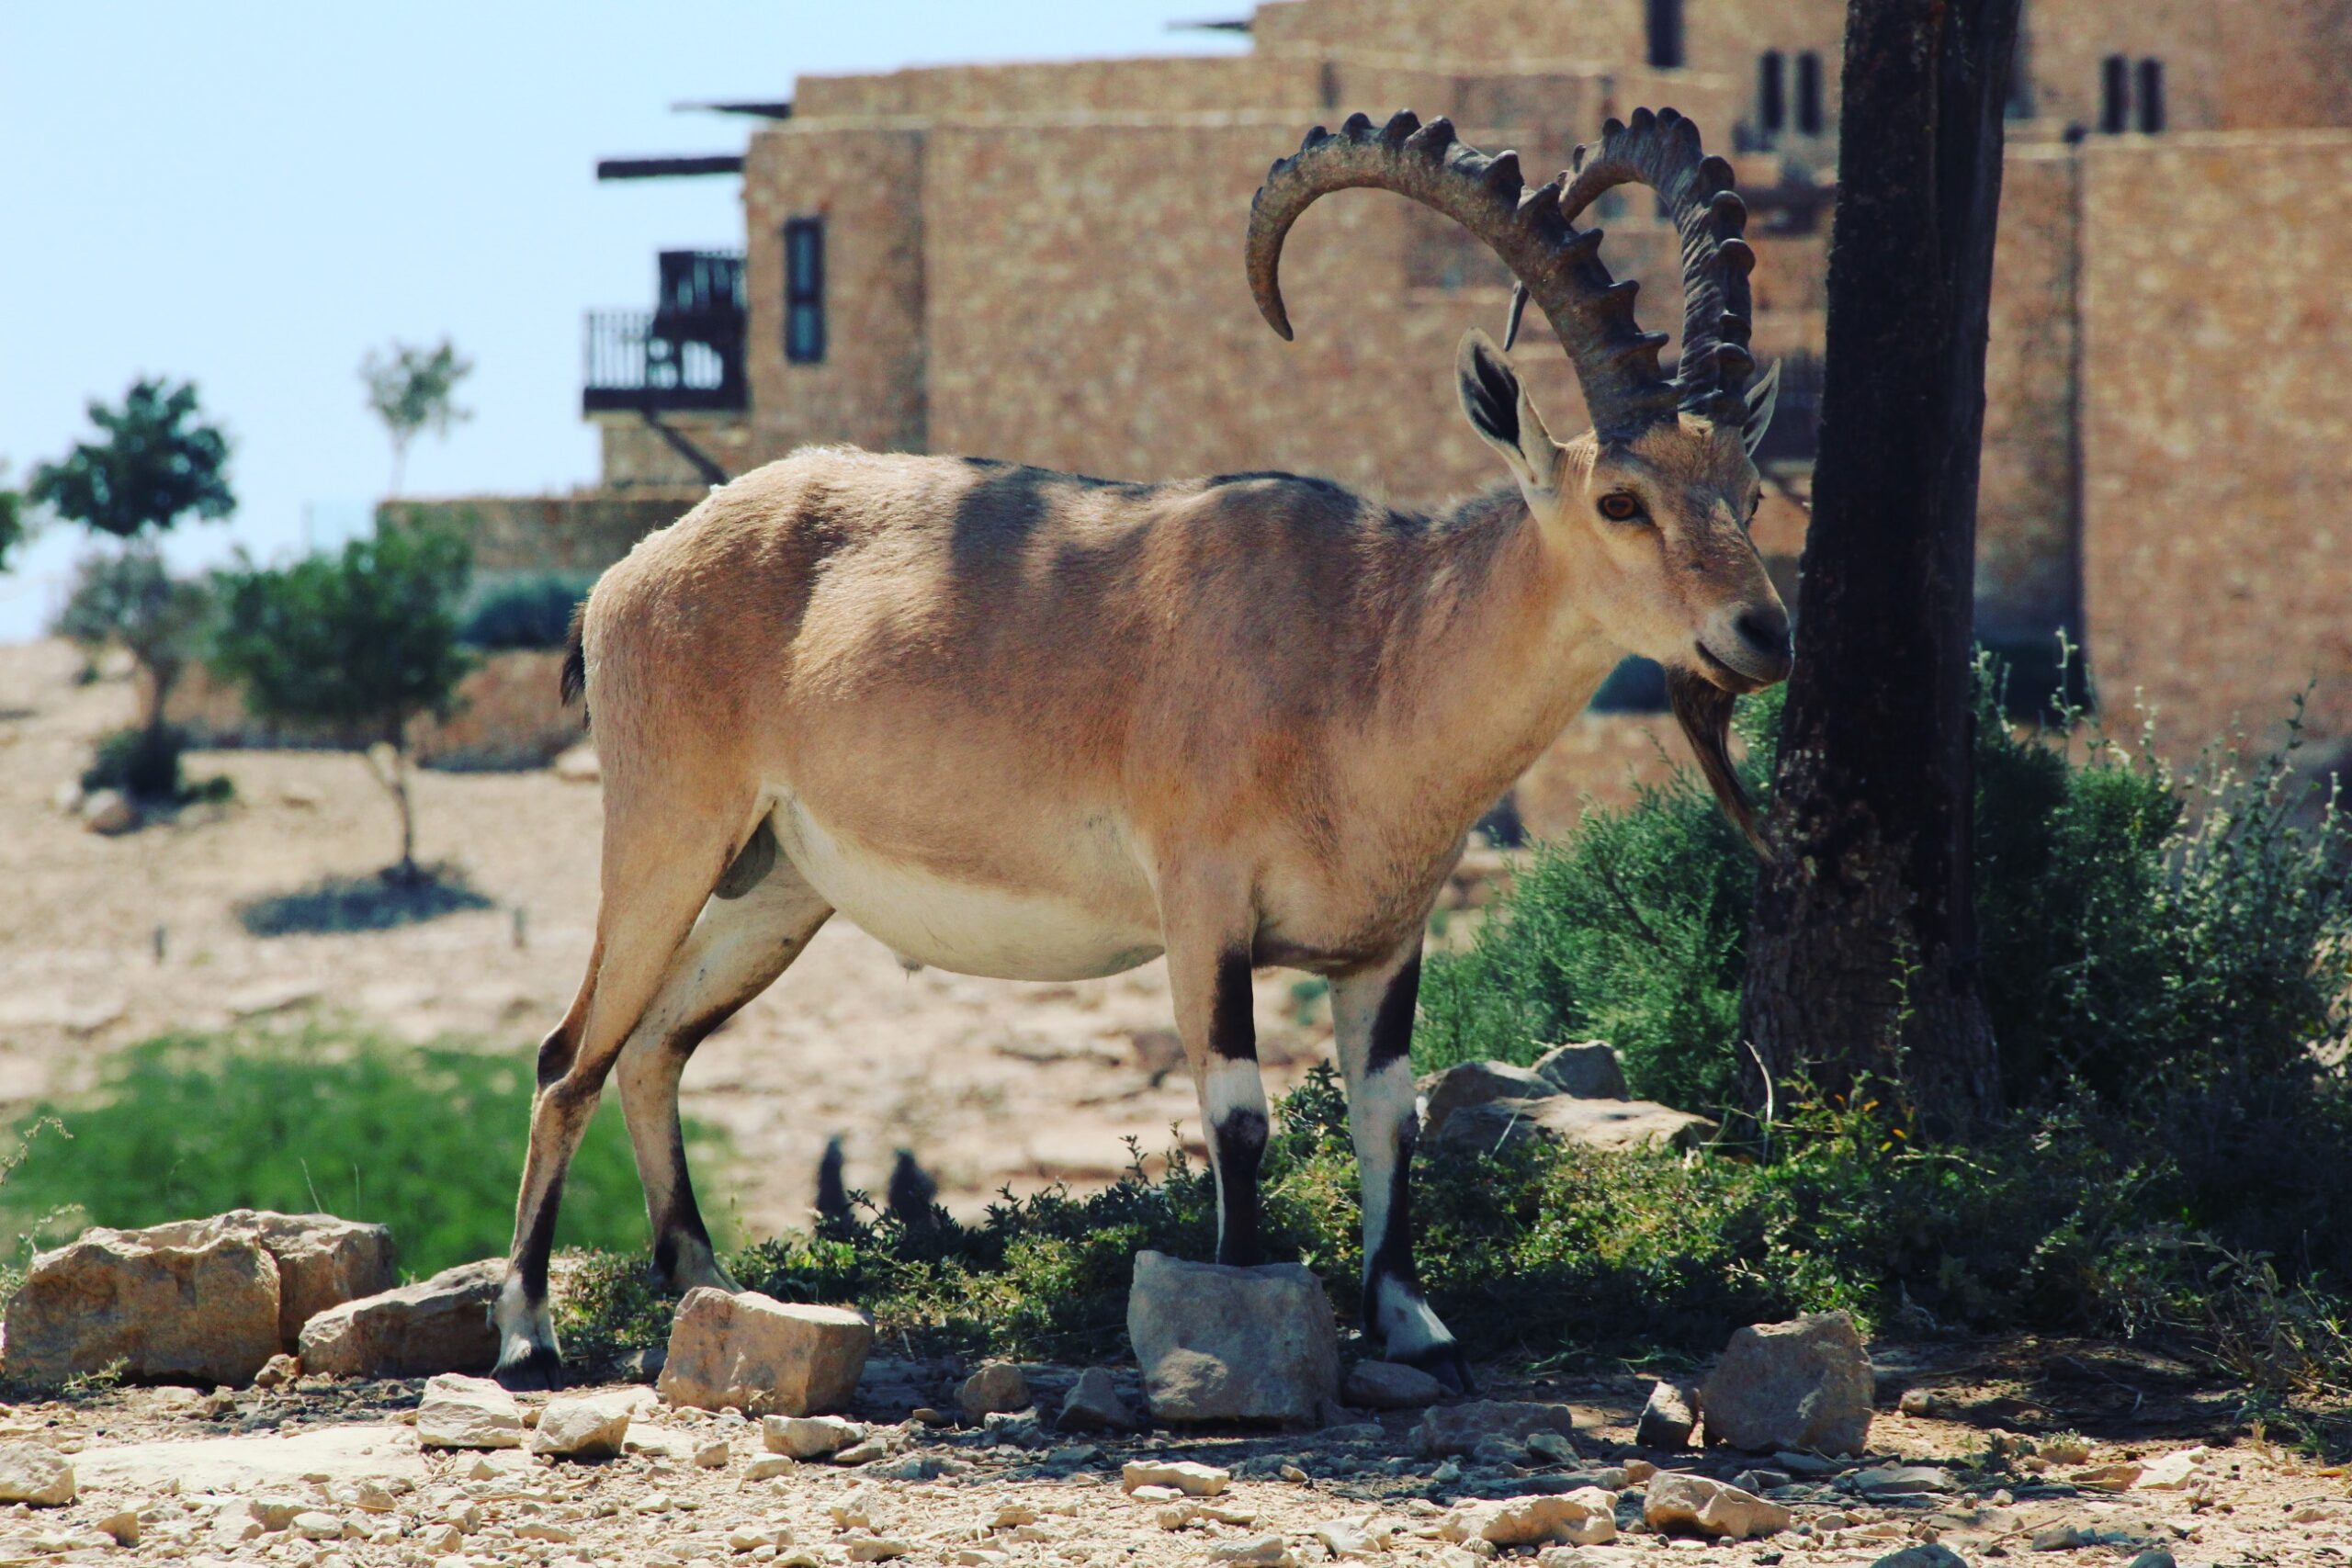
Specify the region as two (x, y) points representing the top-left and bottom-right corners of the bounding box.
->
(493, 107), (1791, 1390)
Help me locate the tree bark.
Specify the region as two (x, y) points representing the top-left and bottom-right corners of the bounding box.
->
(1739, 0), (2023, 1138)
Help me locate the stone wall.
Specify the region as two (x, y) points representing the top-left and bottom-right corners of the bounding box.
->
(2018, 0), (2352, 133)
(379, 494), (697, 577)
(593, 414), (759, 490)
(169, 651), (582, 773)
(2076, 130), (2352, 754)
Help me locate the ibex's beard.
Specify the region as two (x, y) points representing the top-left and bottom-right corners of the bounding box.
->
(1666, 668), (1767, 856)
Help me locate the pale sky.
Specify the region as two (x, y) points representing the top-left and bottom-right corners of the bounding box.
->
(0, 3), (1245, 640)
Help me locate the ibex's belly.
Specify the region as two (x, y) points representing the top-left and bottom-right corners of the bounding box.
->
(773, 795), (1166, 982)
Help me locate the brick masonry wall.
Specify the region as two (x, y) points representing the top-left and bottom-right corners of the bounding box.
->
(2019, 0), (2352, 134)
(379, 494), (699, 576)
(2077, 131), (2352, 755)
(593, 414), (758, 490)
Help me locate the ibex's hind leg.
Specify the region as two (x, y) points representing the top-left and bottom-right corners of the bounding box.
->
(1331, 940), (1472, 1391)
(615, 838), (831, 1296)
(493, 799), (750, 1391)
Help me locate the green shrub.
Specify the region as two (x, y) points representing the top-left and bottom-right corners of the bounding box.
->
(460, 575), (590, 652)
(0, 1028), (723, 1278)
(78, 725), (233, 807)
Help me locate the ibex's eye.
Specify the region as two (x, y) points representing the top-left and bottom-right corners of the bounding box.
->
(1598, 491), (1645, 524)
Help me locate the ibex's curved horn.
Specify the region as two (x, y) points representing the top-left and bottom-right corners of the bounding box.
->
(1246, 108), (1680, 435)
(1561, 107), (1756, 425)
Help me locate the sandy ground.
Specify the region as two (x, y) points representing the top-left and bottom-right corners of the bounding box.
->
(0, 640), (1348, 1235)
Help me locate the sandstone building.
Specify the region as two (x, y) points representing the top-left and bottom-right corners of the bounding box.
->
(450, 0), (2352, 810)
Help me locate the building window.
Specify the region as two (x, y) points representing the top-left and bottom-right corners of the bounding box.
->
(784, 217), (825, 365)
(2099, 54), (2130, 133)
(1759, 51), (1786, 134)
(1795, 51), (1825, 135)
(2135, 58), (2165, 132)
(1646, 0), (1684, 69)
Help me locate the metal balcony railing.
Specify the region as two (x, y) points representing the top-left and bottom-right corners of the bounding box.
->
(582, 250), (748, 414)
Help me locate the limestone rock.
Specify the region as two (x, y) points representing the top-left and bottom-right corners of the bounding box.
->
(130, 1210), (396, 1349)
(297, 1258), (503, 1378)
(1124, 1459), (1232, 1495)
(416, 1373), (524, 1449)
(531, 1391), (636, 1459)
(1344, 1359), (1446, 1411)
(956, 1360), (1029, 1422)
(1636, 1380), (1702, 1449)
(1698, 1312), (1874, 1456)
(763, 1414), (866, 1460)
(80, 790), (135, 835)
(1644, 1472), (1790, 1540)
(1530, 1042), (1630, 1100)
(1057, 1367), (1138, 1432)
(1126, 1251), (1340, 1425)
(0, 1446), (75, 1506)
(659, 1289), (874, 1415)
(1851, 1464), (1959, 1496)
(1417, 1061), (1552, 1139)
(1414, 1399), (1582, 1457)
(1431, 1095), (1717, 1156)
(4, 1227), (280, 1386)
(1863, 1548), (1969, 1568)
(1445, 1488), (1618, 1547)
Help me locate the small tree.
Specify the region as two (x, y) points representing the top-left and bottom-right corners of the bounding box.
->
(30, 380), (234, 795)
(361, 339), (473, 497)
(209, 520), (472, 882)
(0, 465), (28, 573)
(53, 548), (213, 795)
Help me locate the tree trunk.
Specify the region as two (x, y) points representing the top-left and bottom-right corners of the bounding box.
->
(1739, 0), (2023, 1138)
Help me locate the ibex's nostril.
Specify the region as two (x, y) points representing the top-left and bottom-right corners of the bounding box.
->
(1735, 606), (1791, 660)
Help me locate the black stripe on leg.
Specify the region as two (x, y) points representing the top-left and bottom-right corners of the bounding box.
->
(517, 1170), (568, 1302)
(1213, 1107), (1269, 1268)
(1365, 949), (1422, 1072)
(1211, 949), (1256, 1060)
(1365, 1113), (1419, 1292)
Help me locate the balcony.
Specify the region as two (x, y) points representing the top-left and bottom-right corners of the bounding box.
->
(582, 250), (747, 415)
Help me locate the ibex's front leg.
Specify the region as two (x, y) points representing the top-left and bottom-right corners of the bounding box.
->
(1161, 875), (1269, 1266)
(1330, 940), (1472, 1390)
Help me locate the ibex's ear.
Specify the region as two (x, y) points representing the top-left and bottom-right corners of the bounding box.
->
(1739, 359), (1782, 458)
(1456, 329), (1560, 495)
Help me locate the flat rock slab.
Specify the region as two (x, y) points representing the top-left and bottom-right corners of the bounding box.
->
(72, 1425), (427, 1493)
(1414, 1400), (1583, 1458)
(1127, 1252), (1340, 1426)
(1430, 1095), (1718, 1156)
(1700, 1311), (1874, 1456)
(4, 1230), (279, 1387)
(298, 1258), (503, 1379)
(660, 1290), (874, 1416)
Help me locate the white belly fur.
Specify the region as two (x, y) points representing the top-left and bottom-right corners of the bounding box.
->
(773, 797), (1165, 981)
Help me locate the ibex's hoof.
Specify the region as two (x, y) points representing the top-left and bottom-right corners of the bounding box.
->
(491, 1342), (564, 1393)
(1395, 1338), (1477, 1395)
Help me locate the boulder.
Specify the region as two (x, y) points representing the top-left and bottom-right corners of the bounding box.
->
(658, 1289), (873, 1416)
(1414, 1399), (1582, 1458)
(1443, 1488), (1617, 1547)
(1344, 1359), (1447, 1411)
(1530, 1042), (1629, 1100)
(1057, 1367), (1138, 1432)
(531, 1391), (635, 1459)
(415, 1373), (524, 1449)
(1430, 1095), (1717, 1156)
(1417, 1061), (1552, 1139)
(0, 1447), (75, 1506)
(4, 1228), (280, 1387)
(298, 1258), (503, 1378)
(129, 1211), (397, 1349)
(956, 1361), (1029, 1422)
(1635, 1380), (1701, 1449)
(1126, 1252), (1340, 1425)
(1698, 1312), (1874, 1456)
(1644, 1472), (1790, 1540)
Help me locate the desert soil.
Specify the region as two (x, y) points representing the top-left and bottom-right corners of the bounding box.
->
(0, 640), (1350, 1234)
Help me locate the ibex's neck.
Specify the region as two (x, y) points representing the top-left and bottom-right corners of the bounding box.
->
(1354, 486), (1623, 838)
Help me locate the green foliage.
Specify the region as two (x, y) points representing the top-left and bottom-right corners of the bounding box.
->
(209, 520), (472, 744)
(0, 1028), (709, 1279)
(79, 725), (231, 806)
(0, 468), (27, 573)
(362, 340), (473, 495)
(460, 574), (590, 652)
(29, 380), (233, 541)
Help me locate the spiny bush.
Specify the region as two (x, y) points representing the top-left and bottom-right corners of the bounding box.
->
(0, 1027), (721, 1278)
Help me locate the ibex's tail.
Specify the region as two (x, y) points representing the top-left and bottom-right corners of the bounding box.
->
(559, 599), (589, 725)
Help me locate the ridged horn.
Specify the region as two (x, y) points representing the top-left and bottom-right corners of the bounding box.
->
(1246, 108), (1681, 434)
(1560, 107), (1756, 424)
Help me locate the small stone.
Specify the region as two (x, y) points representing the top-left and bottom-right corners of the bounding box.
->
(1850, 1465), (1959, 1496)
(416, 1524), (464, 1554)
(1636, 1381), (1700, 1450)
(1897, 1389), (1938, 1417)
(1133, 1484), (1185, 1502)
(1526, 1431), (1579, 1463)
(1057, 1367), (1138, 1432)
(514, 1519), (577, 1543)
(93, 1510), (138, 1546)
(1529, 1042), (1630, 1100)
(1122, 1459), (1231, 1496)
(1697, 1313), (1874, 1456)
(833, 1437), (891, 1465)
(956, 1361), (1029, 1422)
(1865, 1548), (1970, 1568)
(1644, 1472), (1791, 1541)
(2067, 1461), (2143, 1491)
(744, 1455), (796, 1481)
(1772, 1450), (1842, 1475)
(845, 1537), (912, 1562)
(2038, 1436), (2090, 1465)
(1208, 1536), (1295, 1566)
(288, 1512), (344, 1541)
(416, 1373), (524, 1449)
(1344, 1360), (1447, 1411)
(253, 1353), (302, 1390)
(2133, 1449), (2204, 1489)
(956, 1551), (1008, 1567)
(2030, 1523), (2092, 1551)
(2123, 1552), (2177, 1568)
(658, 1289), (874, 1416)
(80, 789), (135, 834)
(1127, 1252), (1340, 1425)
(695, 1435), (732, 1467)
(466, 1449), (537, 1479)
(1414, 1400), (1581, 1457)
(762, 1413), (865, 1459)
(298, 1258), (504, 1379)
(0, 1448), (74, 1507)
(530, 1391), (635, 1459)
(1623, 1458), (1658, 1483)
(1311, 1520), (1379, 1559)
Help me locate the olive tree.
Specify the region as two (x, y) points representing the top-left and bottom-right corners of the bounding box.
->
(361, 339), (473, 497)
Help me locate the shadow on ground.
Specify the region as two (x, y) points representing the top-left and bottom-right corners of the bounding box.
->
(236, 866), (493, 936)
